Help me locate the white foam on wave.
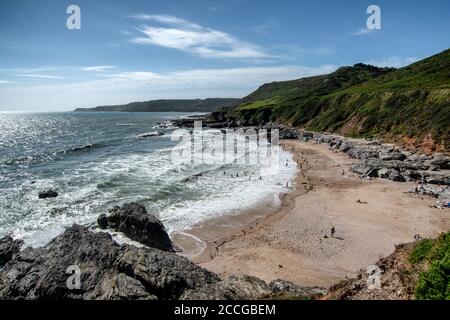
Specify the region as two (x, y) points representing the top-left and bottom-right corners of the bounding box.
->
(3, 129), (298, 248)
(159, 146), (297, 233)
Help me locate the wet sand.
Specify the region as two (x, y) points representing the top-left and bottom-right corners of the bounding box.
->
(173, 140), (450, 288)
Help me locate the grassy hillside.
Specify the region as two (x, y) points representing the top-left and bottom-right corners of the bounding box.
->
(226, 49), (450, 151)
(75, 98), (240, 113)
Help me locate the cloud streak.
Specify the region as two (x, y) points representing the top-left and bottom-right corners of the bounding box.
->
(364, 57), (418, 68)
(352, 28), (374, 36)
(0, 64), (338, 110)
(82, 65), (117, 72)
(17, 74), (62, 80)
(128, 14), (270, 60)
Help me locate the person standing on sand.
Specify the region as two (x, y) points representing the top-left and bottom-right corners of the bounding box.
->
(331, 226), (336, 237)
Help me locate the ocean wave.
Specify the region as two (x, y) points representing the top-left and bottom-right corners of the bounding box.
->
(67, 143), (96, 153)
(116, 123), (138, 126)
(136, 131), (164, 139)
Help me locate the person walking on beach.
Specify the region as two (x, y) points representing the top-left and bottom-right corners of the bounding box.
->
(331, 226), (336, 237)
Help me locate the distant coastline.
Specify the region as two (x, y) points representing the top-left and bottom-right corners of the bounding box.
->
(74, 98), (240, 113)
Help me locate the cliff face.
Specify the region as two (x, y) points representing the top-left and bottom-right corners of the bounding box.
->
(221, 49), (450, 152)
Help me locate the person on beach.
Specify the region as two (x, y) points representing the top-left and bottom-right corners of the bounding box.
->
(331, 226), (336, 237)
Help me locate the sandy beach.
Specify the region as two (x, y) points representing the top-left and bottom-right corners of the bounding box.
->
(174, 140), (450, 288)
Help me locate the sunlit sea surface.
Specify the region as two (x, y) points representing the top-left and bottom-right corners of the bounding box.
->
(0, 112), (296, 246)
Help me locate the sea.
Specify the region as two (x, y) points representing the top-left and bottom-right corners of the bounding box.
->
(0, 112), (297, 247)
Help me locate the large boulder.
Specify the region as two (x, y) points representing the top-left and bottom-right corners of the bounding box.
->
(379, 151), (407, 161)
(420, 172), (450, 186)
(0, 236), (23, 267)
(38, 190), (58, 199)
(279, 128), (299, 139)
(425, 155), (450, 170)
(388, 169), (406, 182)
(377, 168), (404, 181)
(347, 147), (378, 160)
(97, 203), (174, 252)
(350, 163), (377, 177)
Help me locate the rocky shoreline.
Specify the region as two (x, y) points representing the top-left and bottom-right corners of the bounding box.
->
(0, 203), (326, 300)
(296, 130), (449, 205)
(1, 118), (448, 300)
(174, 115), (449, 205)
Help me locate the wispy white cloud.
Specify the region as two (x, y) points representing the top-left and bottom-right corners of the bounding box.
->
(352, 28), (374, 36)
(0, 64), (338, 110)
(82, 65), (117, 72)
(128, 14), (270, 60)
(17, 74), (62, 80)
(0, 80), (13, 84)
(252, 21), (278, 36)
(364, 57), (418, 68)
(2, 66), (63, 80)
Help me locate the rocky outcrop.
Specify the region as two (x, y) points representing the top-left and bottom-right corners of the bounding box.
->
(0, 225), (326, 300)
(0, 225), (218, 300)
(38, 190), (58, 199)
(97, 203), (175, 252)
(297, 130), (450, 187)
(269, 279), (328, 299)
(0, 237), (23, 267)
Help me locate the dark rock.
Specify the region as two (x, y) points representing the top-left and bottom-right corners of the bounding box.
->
(98, 203), (174, 252)
(97, 214), (108, 229)
(181, 275), (272, 300)
(279, 128), (299, 139)
(115, 245), (219, 300)
(388, 169), (406, 182)
(0, 225), (220, 300)
(377, 168), (393, 179)
(0, 236), (23, 267)
(401, 170), (422, 182)
(347, 147), (378, 160)
(420, 172), (450, 186)
(379, 151), (406, 161)
(425, 155), (450, 170)
(38, 190), (58, 199)
(351, 163), (377, 177)
(269, 279), (327, 298)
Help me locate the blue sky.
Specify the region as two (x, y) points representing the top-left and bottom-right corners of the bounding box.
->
(0, 0), (449, 111)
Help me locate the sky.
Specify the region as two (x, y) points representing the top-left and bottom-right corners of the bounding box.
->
(0, 0), (449, 111)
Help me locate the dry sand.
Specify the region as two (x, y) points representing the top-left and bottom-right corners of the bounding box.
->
(173, 140), (450, 288)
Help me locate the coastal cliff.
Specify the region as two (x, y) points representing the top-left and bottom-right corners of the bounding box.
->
(212, 49), (450, 153)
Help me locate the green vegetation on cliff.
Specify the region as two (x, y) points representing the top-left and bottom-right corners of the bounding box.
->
(410, 232), (450, 300)
(226, 49), (450, 151)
